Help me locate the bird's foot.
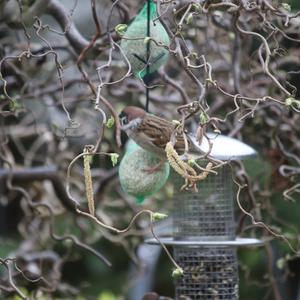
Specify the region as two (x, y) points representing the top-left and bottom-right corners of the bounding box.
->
(142, 161), (164, 174)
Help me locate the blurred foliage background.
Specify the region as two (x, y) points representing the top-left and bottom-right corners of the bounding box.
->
(1, 0), (300, 299)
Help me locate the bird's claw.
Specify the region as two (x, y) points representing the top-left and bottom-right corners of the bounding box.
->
(142, 161), (164, 174)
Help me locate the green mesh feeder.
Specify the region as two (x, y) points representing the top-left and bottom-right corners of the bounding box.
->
(119, 141), (170, 203)
(120, 0), (170, 79)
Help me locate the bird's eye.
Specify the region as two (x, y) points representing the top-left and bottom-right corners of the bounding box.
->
(120, 116), (128, 126)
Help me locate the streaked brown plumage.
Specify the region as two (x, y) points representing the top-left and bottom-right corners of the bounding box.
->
(119, 106), (204, 159)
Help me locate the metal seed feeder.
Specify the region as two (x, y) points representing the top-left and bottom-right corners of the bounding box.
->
(146, 133), (263, 300)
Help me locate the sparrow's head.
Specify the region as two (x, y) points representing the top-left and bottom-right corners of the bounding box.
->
(119, 106), (146, 128)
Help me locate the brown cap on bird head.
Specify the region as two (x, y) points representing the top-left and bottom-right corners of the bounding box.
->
(119, 106), (146, 126)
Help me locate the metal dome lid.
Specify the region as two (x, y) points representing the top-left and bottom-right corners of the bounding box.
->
(199, 132), (257, 160)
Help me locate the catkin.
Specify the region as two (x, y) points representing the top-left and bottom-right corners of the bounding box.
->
(165, 142), (213, 191)
(83, 152), (95, 216)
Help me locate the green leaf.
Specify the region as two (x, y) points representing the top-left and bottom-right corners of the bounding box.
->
(97, 291), (119, 300)
(199, 111), (209, 124)
(188, 159), (196, 167)
(228, 32), (235, 40)
(186, 13), (193, 24)
(172, 120), (181, 126)
(192, 3), (202, 12)
(172, 267), (184, 278)
(143, 37), (151, 44)
(115, 24), (128, 36)
(276, 258), (285, 270)
(106, 116), (115, 128)
(152, 212), (168, 221)
(190, 52), (198, 59)
(285, 97), (294, 106)
(281, 3), (291, 11)
(285, 97), (300, 108)
(110, 153), (119, 166)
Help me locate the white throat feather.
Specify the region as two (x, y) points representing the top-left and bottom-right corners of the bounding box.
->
(121, 117), (143, 132)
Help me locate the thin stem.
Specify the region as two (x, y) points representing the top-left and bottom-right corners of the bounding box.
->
(146, 0), (151, 112)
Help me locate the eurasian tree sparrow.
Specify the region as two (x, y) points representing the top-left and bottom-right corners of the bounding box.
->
(119, 106), (207, 159)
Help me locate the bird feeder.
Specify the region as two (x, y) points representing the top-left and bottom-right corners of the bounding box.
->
(146, 134), (263, 300)
(120, 0), (169, 80)
(120, 0), (170, 111)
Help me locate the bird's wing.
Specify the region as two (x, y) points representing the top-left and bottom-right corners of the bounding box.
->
(137, 114), (174, 149)
(137, 115), (200, 155)
(173, 133), (202, 156)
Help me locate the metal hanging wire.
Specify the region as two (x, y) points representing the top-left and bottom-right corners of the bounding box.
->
(145, 0), (151, 112)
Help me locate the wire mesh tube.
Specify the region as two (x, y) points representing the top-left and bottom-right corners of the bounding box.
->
(172, 164), (235, 241)
(172, 164), (239, 299)
(144, 149), (261, 298)
(174, 246), (238, 300)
